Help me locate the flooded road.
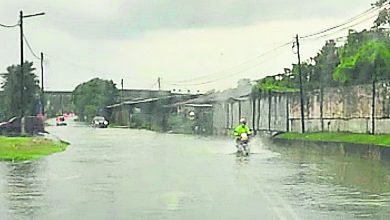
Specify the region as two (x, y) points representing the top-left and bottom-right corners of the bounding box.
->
(0, 122), (389, 220)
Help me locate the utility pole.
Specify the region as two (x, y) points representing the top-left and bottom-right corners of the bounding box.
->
(60, 94), (64, 115)
(295, 34), (305, 133)
(157, 77), (161, 91)
(19, 10), (45, 118)
(19, 11), (24, 118)
(41, 52), (44, 116)
(121, 78), (124, 102)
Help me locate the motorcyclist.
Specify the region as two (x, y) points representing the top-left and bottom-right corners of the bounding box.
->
(233, 118), (252, 148)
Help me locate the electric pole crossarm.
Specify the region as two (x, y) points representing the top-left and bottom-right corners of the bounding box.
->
(23, 12), (45, 18)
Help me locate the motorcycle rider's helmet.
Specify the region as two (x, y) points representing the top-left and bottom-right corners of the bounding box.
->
(240, 118), (247, 125)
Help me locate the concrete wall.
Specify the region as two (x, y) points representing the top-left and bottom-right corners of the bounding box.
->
(212, 102), (228, 135)
(210, 82), (390, 135)
(288, 82), (390, 134)
(211, 94), (289, 135)
(108, 82), (390, 135)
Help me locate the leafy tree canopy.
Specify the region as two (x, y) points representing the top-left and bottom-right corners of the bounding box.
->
(0, 61), (40, 119)
(72, 78), (119, 121)
(373, 0), (390, 27)
(334, 40), (390, 83)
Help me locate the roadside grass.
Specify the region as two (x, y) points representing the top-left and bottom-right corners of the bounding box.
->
(0, 136), (69, 161)
(276, 132), (390, 147)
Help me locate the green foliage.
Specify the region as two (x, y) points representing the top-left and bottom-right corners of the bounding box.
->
(312, 40), (340, 87)
(253, 40), (340, 93)
(0, 136), (68, 161)
(374, 0), (388, 7)
(277, 132), (390, 147)
(253, 75), (298, 94)
(373, 0), (390, 27)
(335, 40), (390, 84)
(253, 26), (390, 92)
(1, 61), (40, 119)
(72, 78), (119, 121)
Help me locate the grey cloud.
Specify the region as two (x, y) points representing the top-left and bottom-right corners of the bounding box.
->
(41, 0), (369, 39)
(118, 0), (364, 29)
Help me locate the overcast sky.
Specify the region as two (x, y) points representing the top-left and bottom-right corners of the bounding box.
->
(0, 0), (376, 92)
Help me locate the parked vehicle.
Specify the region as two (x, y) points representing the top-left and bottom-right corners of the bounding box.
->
(91, 116), (109, 128)
(0, 117), (21, 135)
(56, 116), (67, 126)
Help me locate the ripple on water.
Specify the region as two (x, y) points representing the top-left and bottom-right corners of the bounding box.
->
(2, 161), (46, 218)
(282, 168), (390, 219)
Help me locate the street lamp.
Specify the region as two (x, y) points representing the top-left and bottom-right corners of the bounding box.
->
(19, 10), (45, 118)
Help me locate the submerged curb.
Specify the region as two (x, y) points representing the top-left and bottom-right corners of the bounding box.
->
(271, 137), (390, 162)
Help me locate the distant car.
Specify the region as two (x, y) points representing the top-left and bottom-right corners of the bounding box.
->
(91, 116), (109, 128)
(0, 117), (21, 135)
(56, 116), (67, 126)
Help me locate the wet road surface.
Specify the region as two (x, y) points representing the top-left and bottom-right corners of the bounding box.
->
(0, 121), (389, 219)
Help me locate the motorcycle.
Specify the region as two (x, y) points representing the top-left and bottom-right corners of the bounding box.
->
(236, 133), (250, 156)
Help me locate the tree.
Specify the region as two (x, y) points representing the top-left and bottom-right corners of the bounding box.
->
(312, 40), (340, 88)
(1, 61), (40, 119)
(373, 0), (390, 27)
(334, 41), (390, 84)
(251, 0), (390, 93)
(72, 78), (119, 121)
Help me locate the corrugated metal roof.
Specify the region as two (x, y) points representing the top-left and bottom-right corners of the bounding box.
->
(166, 84), (252, 107)
(107, 95), (198, 109)
(184, 104), (213, 108)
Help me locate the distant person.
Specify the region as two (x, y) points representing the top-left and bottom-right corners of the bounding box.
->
(233, 118), (252, 149)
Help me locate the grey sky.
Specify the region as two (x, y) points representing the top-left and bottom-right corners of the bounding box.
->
(0, 0), (375, 91)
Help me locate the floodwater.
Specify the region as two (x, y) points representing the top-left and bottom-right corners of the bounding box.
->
(0, 121), (389, 220)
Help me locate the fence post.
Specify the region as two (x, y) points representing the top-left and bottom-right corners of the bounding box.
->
(372, 72), (376, 134)
(238, 101), (242, 120)
(252, 98), (256, 135)
(320, 85), (324, 132)
(286, 94), (290, 132)
(230, 103), (234, 127)
(257, 96), (261, 131)
(268, 90), (272, 132)
(226, 102), (230, 130)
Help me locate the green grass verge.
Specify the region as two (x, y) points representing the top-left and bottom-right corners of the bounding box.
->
(276, 132), (390, 147)
(0, 136), (69, 161)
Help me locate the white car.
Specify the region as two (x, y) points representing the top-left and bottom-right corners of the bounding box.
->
(91, 116), (109, 128)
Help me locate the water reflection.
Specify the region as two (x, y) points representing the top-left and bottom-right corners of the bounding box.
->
(235, 154), (250, 166)
(3, 161), (44, 218)
(269, 141), (390, 219)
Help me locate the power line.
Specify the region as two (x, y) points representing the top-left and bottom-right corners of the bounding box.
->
(301, 4), (386, 39)
(173, 19), (368, 88)
(167, 9), (379, 88)
(23, 33), (41, 60)
(0, 22), (19, 28)
(302, 12), (380, 42)
(169, 41), (292, 85)
(167, 46), (288, 86)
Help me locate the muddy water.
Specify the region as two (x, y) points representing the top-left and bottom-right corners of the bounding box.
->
(0, 122), (389, 219)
